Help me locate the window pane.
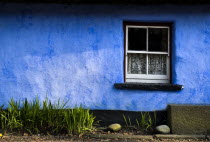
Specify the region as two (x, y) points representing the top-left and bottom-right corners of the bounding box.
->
(128, 28), (146, 51)
(148, 54), (167, 75)
(127, 54), (146, 74)
(148, 28), (168, 52)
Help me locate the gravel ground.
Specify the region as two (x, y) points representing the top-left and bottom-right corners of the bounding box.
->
(0, 127), (208, 142)
(0, 135), (208, 142)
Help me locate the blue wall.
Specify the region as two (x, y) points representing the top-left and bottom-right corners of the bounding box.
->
(0, 3), (209, 111)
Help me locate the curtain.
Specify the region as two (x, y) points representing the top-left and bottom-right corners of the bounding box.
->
(127, 54), (167, 75)
(148, 54), (167, 75)
(127, 54), (146, 74)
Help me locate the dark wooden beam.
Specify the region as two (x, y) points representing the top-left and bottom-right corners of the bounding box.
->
(0, 0), (210, 4)
(114, 83), (184, 91)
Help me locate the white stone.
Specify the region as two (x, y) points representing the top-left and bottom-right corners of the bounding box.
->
(108, 123), (122, 132)
(155, 125), (170, 134)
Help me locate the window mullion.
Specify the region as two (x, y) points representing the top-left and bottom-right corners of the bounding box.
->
(168, 28), (170, 56)
(146, 28), (148, 52)
(146, 28), (149, 75)
(125, 26), (128, 80)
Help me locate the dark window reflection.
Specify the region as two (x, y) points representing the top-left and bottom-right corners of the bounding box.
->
(128, 28), (146, 51)
(148, 28), (168, 52)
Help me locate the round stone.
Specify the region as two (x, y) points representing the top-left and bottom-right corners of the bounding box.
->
(155, 125), (170, 134)
(107, 123), (122, 132)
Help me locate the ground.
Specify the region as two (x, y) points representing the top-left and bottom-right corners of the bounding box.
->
(0, 135), (208, 142)
(0, 126), (208, 141)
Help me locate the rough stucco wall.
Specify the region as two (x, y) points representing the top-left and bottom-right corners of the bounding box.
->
(0, 3), (209, 111)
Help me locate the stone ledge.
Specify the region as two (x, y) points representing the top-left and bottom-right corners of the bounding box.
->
(155, 134), (206, 140)
(114, 83), (183, 91)
(89, 134), (153, 139)
(89, 134), (207, 140)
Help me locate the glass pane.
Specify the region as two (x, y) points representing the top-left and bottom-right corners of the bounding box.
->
(148, 28), (168, 52)
(128, 28), (146, 51)
(127, 54), (146, 74)
(148, 55), (167, 75)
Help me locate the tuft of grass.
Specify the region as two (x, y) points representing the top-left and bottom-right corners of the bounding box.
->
(123, 114), (132, 127)
(123, 112), (157, 131)
(1, 99), (22, 132)
(64, 106), (95, 135)
(0, 97), (96, 135)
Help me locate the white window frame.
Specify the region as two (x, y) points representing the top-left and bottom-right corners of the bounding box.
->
(125, 25), (170, 83)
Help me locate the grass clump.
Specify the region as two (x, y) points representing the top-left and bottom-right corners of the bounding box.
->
(64, 106), (95, 134)
(0, 97), (96, 135)
(123, 112), (156, 132)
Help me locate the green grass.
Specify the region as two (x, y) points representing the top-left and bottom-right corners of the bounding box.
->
(64, 106), (95, 134)
(0, 97), (96, 135)
(123, 112), (156, 131)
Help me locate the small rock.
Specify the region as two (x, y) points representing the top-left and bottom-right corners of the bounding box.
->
(155, 125), (170, 134)
(107, 123), (122, 132)
(23, 133), (29, 136)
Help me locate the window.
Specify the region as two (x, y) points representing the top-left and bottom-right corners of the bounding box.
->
(125, 22), (171, 83)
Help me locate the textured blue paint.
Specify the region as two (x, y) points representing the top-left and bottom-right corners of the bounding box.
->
(0, 3), (210, 111)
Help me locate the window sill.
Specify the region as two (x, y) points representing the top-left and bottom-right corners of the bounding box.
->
(114, 83), (184, 91)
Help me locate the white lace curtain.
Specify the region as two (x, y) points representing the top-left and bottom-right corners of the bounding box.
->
(127, 54), (167, 75)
